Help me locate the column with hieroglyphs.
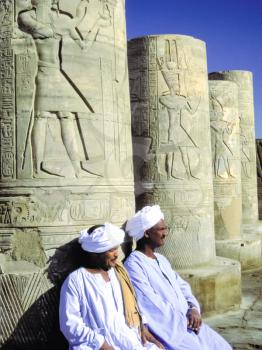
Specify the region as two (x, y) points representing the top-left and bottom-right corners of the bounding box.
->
(0, 0), (134, 347)
(209, 80), (261, 269)
(129, 34), (241, 315)
(209, 71), (258, 227)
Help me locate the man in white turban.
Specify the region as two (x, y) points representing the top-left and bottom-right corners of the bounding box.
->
(59, 223), (164, 350)
(124, 205), (232, 350)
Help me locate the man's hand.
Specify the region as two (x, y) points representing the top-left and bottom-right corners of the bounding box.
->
(100, 341), (115, 350)
(186, 308), (202, 334)
(141, 325), (165, 349)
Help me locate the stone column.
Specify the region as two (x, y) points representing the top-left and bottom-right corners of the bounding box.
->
(209, 80), (261, 269)
(0, 0), (134, 348)
(209, 72), (259, 227)
(129, 35), (241, 315)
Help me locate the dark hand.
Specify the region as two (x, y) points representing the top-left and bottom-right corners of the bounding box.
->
(186, 308), (202, 334)
(141, 325), (165, 349)
(100, 341), (115, 350)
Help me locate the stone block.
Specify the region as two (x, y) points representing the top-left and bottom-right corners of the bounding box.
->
(216, 237), (262, 271)
(179, 257), (241, 316)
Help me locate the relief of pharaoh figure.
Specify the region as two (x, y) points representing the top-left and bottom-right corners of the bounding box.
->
(18, 0), (111, 178)
(239, 115), (251, 179)
(157, 42), (201, 180)
(210, 93), (235, 179)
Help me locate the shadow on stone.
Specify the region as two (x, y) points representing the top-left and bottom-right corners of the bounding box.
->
(1, 239), (87, 350)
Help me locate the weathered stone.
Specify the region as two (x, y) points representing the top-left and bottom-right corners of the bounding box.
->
(214, 329), (262, 348)
(209, 80), (241, 239)
(180, 257), (241, 316)
(128, 34), (241, 315)
(129, 34), (216, 268)
(0, 0), (134, 242)
(208, 80), (261, 268)
(0, 0), (134, 347)
(209, 71), (258, 228)
(10, 230), (46, 267)
(205, 267), (262, 349)
(216, 238), (261, 270)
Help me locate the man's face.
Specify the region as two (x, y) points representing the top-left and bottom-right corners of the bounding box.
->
(98, 246), (119, 271)
(146, 219), (168, 248)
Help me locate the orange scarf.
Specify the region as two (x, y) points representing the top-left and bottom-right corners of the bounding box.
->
(114, 262), (142, 328)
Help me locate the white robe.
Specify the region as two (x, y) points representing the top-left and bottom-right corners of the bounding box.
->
(124, 251), (232, 350)
(59, 267), (161, 350)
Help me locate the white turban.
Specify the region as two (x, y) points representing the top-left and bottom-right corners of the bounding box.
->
(125, 205), (164, 241)
(79, 223), (125, 253)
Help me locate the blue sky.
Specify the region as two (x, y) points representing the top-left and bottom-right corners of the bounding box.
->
(126, 0), (262, 138)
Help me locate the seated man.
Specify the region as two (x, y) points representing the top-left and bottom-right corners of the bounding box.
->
(59, 222), (164, 350)
(124, 205), (232, 350)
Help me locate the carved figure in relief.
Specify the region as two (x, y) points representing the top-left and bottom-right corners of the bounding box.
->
(18, 0), (112, 178)
(157, 40), (200, 180)
(0, 0), (12, 25)
(210, 93), (235, 179)
(239, 116), (251, 179)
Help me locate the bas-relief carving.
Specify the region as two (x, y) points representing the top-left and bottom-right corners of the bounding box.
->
(1, 0), (131, 181)
(0, 0), (135, 237)
(130, 37), (206, 184)
(157, 207), (215, 267)
(157, 40), (201, 181)
(210, 93), (235, 179)
(209, 81), (242, 239)
(129, 35), (216, 268)
(209, 72), (258, 225)
(0, 191), (134, 228)
(15, 0), (110, 179)
(0, 0), (15, 180)
(240, 115), (254, 180)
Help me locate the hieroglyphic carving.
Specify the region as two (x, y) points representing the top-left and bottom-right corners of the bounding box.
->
(209, 71), (258, 225)
(15, 0), (105, 177)
(157, 39), (201, 180)
(1, 3), (136, 348)
(0, 0), (15, 180)
(129, 35), (215, 268)
(210, 88), (236, 179)
(239, 115), (252, 179)
(16, 0), (115, 179)
(0, 196), (109, 226)
(209, 80), (242, 239)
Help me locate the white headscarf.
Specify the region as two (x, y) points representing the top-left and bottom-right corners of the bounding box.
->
(125, 205), (164, 241)
(79, 223), (125, 253)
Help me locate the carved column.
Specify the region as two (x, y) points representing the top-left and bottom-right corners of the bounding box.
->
(0, 0), (134, 347)
(209, 80), (241, 238)
(209, 80), (261, 269)
(209, 71), (259, 227)
(129, 35), (241, 314)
